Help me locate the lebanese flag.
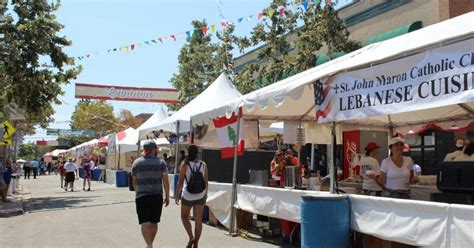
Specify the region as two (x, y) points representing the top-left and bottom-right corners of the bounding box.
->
(212, 109), (245, 159)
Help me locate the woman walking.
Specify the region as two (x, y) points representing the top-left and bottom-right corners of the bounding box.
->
(82, 157), (92, 191)
(175, 145), (208, 248)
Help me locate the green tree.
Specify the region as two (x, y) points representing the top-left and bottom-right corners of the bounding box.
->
(169, 20), (222, 110)
(0, 0), (81, 127)
(18, 143), (39, 160)
(70, 100), (118, 137)
(236, 0), (298, 92)
(117, 109), (141, 129)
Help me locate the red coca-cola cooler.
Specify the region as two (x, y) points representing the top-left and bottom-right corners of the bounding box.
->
(342, 130), (388, 179)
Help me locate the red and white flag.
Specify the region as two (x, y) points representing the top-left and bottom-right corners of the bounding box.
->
(212, 109), (245, 159)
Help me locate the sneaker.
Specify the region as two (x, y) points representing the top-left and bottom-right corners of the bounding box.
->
(64, 188), (67, 192)
(71, 189), (74, 192)
(87, 188), (90, 191)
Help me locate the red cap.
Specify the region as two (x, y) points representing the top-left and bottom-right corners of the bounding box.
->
(365, 142), (381, 152)
(403, 144), (411, 152)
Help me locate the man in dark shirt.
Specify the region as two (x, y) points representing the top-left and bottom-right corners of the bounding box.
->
(132, 140), (170, 248)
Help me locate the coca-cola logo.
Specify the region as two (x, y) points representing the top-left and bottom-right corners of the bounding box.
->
(345, 140), (357, 164)
(105, 87), (153, 100)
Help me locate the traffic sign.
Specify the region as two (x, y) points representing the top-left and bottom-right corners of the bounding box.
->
(0, 139), (12, 145)
(3, 120), (16, 139)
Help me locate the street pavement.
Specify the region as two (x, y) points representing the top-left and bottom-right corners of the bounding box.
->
(0, 174), (279, 248)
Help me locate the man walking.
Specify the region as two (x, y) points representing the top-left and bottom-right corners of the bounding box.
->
(64, 158), (78, 192)
(131, 140), (170, 248)
(31, 159), (39, 179)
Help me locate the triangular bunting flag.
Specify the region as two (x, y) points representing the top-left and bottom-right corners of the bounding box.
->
(278, 6), (286, 14)
(151, 40), (157, 44)
(210, 24), (216, 32)
(86, 54), (90, 58)
(131, 44), (135, 50)
(220, 21), (228, 28)
(158, 37), (163, 43)
(124, 46), (129, 53)
(170, 35), (176, 41)
(246, 15), (253, 21)
(237, 17), (243, 23)
(268, 9), (275, 18)
(144, 41), (150, 45)
(78, 56), (83, 60)
(302, 1), (309, 10)
(186, 31), (191, 38)
(202, 25), (207, 34)
(256, 12), (264, 20)
(113, 48), (117, 51)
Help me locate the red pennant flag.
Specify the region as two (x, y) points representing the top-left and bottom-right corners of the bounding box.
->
(158, 37), (163, 43)
(326, 0), (332, 5)
(117, 131), (126, 141)
(220, 21), (228, 28)
(256, 12), (264, 20)
(202, 25), (207, 34)
(170, 35), (176, 41)
(131, 44), (135, 50)
(278, 6), (285, 14)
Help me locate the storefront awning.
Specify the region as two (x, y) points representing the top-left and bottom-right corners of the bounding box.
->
(365, 21), (422, 45)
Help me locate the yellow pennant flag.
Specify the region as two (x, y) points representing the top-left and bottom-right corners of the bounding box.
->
(210, 24), (216, 32)
(268, 9), (275, 18)
(124, 46), (129, 53)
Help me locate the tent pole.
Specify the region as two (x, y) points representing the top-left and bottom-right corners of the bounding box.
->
(174, 121), (180, 174)
(229, 110), (241, 236)
(297, 121), (302, 166)
(387, 115), (394, 137)
(310, 144), (315, 170)
(330, 121), (336, 194)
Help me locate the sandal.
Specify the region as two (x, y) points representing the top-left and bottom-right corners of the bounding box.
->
(186, 238), (195, 248)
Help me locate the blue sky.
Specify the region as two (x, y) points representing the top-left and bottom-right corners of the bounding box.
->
(25, 0), (274, 142)
(25, 0), (352, 143)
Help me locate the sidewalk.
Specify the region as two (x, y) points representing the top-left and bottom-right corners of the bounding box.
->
(0, 179), (30, 218)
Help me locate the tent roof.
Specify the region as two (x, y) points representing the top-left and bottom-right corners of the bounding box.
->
(140, 73), (242, 137)
(191, 12), (474, 132)
(137, 104), (172, 140)
(116, 127), (138, 146)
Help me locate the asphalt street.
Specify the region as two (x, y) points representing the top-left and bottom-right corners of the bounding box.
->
(0, 174), (278, 248)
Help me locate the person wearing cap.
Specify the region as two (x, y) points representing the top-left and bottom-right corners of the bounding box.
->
(378, 137), (418, 199)
(64, 158), (78, 192)
(360, 142), (383, 196)
(131, 140), (170, 248)
(270, 150), (286, 187)
(444, 139), (465, 162)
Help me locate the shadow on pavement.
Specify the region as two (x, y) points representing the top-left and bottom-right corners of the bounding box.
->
(25, 195), (99, 213)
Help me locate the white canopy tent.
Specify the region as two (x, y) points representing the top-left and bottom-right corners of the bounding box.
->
(136, 104), (173, 140)
(115, 127), (139, 153)
(189, 12), (474, 237)
(138, 73), (243, 139)
(191, 12), (474, 135)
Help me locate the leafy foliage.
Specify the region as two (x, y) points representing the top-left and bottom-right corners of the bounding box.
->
(117, 109), (142, 129)
(169, 20), (222, 111)
(0, 0), (81, 127)
(70, 100), (118, 138)
(18, 143), (39, 160)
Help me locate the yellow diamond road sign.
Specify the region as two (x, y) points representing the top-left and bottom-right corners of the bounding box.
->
(0, 139), (12, 146)
(3, 120), (16, 139)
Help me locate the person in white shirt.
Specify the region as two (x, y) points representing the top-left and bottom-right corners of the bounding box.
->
(444, 139), (465, 161)
(360, 142), (383, 196)
(64, 158), (78, 192)
(378, 137), (418, 199)
(453, 142), (474, 161)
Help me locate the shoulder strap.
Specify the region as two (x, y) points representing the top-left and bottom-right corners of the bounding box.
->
(185, 161), (192, 183)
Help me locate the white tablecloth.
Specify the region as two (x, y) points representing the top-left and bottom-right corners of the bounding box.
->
(205, 182), (474, 247)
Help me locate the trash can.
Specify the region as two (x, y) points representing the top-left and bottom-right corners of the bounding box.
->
(93, 169), (101, 181)
(301, 194), (349, 248)
(116, 170), (129, 187)
(128, 172), (134, 191)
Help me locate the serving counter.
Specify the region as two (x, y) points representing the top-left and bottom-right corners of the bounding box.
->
(201, 182), (473, 247)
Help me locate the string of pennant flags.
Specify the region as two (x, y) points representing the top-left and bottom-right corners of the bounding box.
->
(76, 0), (335, 61)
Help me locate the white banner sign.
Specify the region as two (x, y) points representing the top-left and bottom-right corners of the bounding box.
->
(314, 39), (474, 123)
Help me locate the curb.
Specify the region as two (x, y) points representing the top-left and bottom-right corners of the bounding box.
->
(0, 183), (28, 218)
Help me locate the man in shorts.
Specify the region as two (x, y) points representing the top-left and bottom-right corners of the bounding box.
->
(64, 158), (78, 192)
(132, 140), (170, 248)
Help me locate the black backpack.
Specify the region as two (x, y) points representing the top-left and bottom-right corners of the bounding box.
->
(185, 161), (206, 194)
